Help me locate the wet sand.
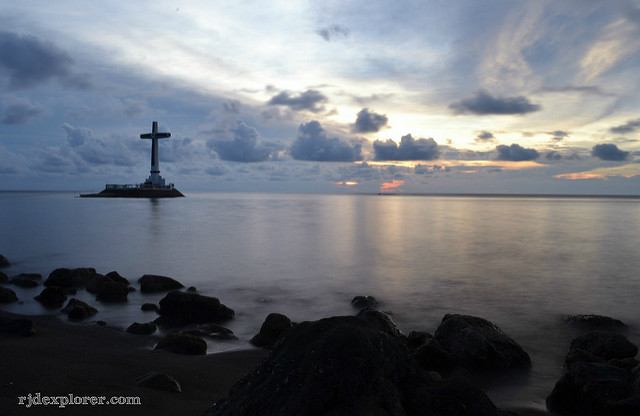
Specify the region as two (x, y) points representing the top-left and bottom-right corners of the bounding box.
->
(0, 311), (266, 416)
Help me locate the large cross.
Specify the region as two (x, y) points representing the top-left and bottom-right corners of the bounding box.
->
(140, 121), (171, 186)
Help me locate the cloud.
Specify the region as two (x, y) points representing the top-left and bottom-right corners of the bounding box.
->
(222, 99), (241, 114)
(62, 122), (92, 147)
(290, 121), (362, 162)
(549, 130), (569, 142)
(0, 96), (46, 124)
(449, 90), (541, 115)
(0, 31), (87, 90)
(610, 118), (640, 134)
(545, 151), (563, 160)
(267, 89), (328, 112)
(373, 134), (441, 161)
(591, 143), (629, 161)
(316, 24), (350, 41)
(351, 108), (389, 133)
(207, 121), (273, 162)
(496, 143), (540, 161)
(475, 131), (495, 143)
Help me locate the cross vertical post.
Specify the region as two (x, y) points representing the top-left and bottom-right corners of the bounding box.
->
(140, 121), (171, 187)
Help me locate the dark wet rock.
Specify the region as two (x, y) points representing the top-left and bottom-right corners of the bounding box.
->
(126, 322), (157, 335)
(187, 286), (197, 292)
(414, 338), (458, 376)
(135, 372), (181, 393)
(155, 333), (206, 355)
(207, 315), (503, 416)
(104, 271), (129, 285)
(351, 295), (378, 309)
(407, 330), (434, 349)
(0, 254), (10, 268)
(44, 267), (97, 288)
(434, 314), (531, 372)
(157, 290), (234, 326)
(609, 358), (640, 371)
(96, 281), (130, 302)
(96, 320), (107, 326)
(0, 271), (8, 283)
(0, 317), (36, 336)
(138, 274), (184, 293)
(141, 303), (159, 312)
(62, 298), (98, 321)
(546, 331), (640, 415)
(569, 331), (638, 361)
(250, 313), (293, 347)
(87, 273), (130, 302)
(0, 287), (18, 303)
(355, 306), (404, 337)
(34, 287), (68, 308)
(564, 314), (628, 331)
(10, 277), (40, 288)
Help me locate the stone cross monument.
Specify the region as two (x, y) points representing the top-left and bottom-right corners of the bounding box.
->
(140, 121), (171, 187)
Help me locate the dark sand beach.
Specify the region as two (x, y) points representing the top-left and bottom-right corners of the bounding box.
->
(0, 310), (267, 416)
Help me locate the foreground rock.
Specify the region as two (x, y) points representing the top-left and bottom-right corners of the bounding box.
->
(0, 254), (10, 268)
(564, 314), (628, 332)
(138, 274), (184, 293)
(135, 372), (181, 393)
(44, 267), (98, 288)
(207, 316), (503, 416)
(356, 307), (404, 337)
(434, 314), (532, 372)
(157, 291), (234, 326)
(250, 313), (293, 347)
(546, 330), (640, 415)
(0, 317), (36, 336)
(87, 271), (131, 302)
(0, 271), (8, 283)
(34, 287), (67, 308)
(10, 277), (40, 288)
(351, 295), (378, 309)
(126, 322), (157, 335)
(155, 333), (206, 355)
(0, 287), (18, 303)
(62, 298), (98, 321)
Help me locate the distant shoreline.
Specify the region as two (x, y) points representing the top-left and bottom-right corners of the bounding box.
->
(1, 189), (639, 199)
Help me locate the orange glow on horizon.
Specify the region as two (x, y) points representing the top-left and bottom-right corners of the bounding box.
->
(334, 181), (359, 186)
(380, 180), (404, 193)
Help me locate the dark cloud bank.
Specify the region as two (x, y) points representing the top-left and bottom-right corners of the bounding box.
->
(450, 90), (541, 115)
(290, 121), (362, 162)
(267, 90), (327, 113)
(0, 31), (88, 90)
(496, 144), (540, 161)
(352, 108), (388, 133)
(373, 135), (440, 161)
(207, 121), (274, 162)
(610, 118), (640, 135)
(591, 143), (629, 161)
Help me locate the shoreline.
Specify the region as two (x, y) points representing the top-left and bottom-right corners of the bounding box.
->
(0, 310), (267, 416)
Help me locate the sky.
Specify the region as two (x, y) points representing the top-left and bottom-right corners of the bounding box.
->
(1, 0), (640, 195)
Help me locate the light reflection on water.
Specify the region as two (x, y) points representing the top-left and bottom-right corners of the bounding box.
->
(1, 191), (639, 409)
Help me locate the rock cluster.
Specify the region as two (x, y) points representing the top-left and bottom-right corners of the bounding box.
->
(546, 328), (640, 415)
(224, 296), (534, 416)
(87, 271), (132, 302)
(209, 314), (506, 416)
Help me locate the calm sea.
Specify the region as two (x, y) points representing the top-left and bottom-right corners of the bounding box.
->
(1, 191), (639, 410)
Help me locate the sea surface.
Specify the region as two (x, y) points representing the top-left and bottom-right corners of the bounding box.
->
(1, 191), (640, 411)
